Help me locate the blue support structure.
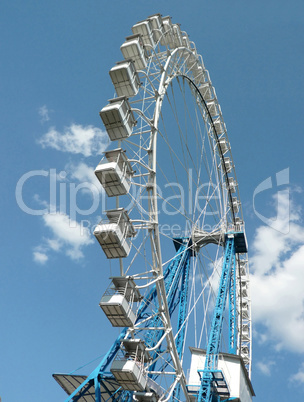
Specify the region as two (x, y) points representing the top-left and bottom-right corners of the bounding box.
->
(229, 251), (237, 355)
(198, 235), (235, 402)
(60, 238), (193, 402)
(175, 247), (191, 358)
(173, 242), (191, 401)
(144, 238), (192, 377)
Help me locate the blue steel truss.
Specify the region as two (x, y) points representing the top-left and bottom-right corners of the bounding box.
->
(229, 250), (237, 355)
(197, 235), (236, 402)
(62, 238), (193, 402)
(59, 234), (239, 402)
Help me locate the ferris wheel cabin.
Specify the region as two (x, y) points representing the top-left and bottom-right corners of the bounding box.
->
(94, 148), (133, 197)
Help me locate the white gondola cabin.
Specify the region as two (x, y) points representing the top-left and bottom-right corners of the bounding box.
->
(241, 278), (249, 298)
(94, 208), (135, 258)
(232, 197), (240, 213)
(121, 34), (148, 71)
(241, 301), (250, 319)
(206, 100), (219, 117)
(132, 19), (155, 48)
(170, 24), (183, 48)
(160, 16), (174, 46)
(186, 52), (198, 71)
(192, 65), (204, 85)
(95, 148), (133, 197)
(133, 392), (158, 402)
(224, 157), (232, 173)
(242, 324), (250, 341)
(182, 32), (191, 49)
(100, 97), (136, 141)
(228, 177), (237, 193)
(109, 60), (140, 97)
(111, 339), (149, 391)
(147, 14), (164, 42)
(213, 117), (225, 134)
(219, 138), (229, 154)
(99, 276), (141, 327)
(198, 82), (213, 101)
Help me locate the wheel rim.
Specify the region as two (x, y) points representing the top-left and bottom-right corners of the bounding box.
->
(80, 15), (251, 402)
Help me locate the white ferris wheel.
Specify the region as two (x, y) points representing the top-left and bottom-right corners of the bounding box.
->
(54, 14), (254, 402)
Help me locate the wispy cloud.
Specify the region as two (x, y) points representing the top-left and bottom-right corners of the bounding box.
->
(43, 212), (94, 260)
(256, 360), (275, 376)
(33, 250), (49, 264)
(66, 161), (101, 197)
(251, 191), (304, 353)
(38, 105), (51, 123)
(290, 363), (304, 385)
(33, 211), (94, 263)
(38, 124), (109, 157)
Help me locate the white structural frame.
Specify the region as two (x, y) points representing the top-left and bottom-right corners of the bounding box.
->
(93, 13), (251, 402)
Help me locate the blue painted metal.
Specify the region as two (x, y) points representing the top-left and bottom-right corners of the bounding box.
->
(94, 376), (101, 402)
(59, 234), (241, 402)
(173, 243), (192, 401)
(176, 247), (191, 358)
(62, 239), (193, 401)
(229, 250), (237, 354)
(144, 239), (192, 374)
(198, 236), (235, 402)
(143, 241), (188, 349)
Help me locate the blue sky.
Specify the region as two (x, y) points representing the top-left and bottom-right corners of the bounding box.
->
(1, 0), (304, 400)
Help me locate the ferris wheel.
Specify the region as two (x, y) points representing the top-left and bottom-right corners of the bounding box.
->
(54, 14), (254, 402)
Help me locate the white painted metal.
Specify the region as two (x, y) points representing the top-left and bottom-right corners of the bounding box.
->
(147, 14), (164, 41)
(219, 138), (229, 154)
(93, 209), (135, 258)
(95, 148), (133, 196)
(99, 277), (141, 327)
(198, 81), (213, 100)
(132, 20), (155, 48)
(111, 360), (147, 391)
(120, 34), (148, 70)
(99, 293), (136, 327)
(100, 97), (136, 140)
(232, 197), (240, 213)
(188, 348), (254, 401)
(109, 60), (140, 97)
(133, 392), (158, 402)
(96, 14), (252, 400)
(224, 157), (233, 172)
(213, 117), (225, 134)
(228, 176), (237, 192)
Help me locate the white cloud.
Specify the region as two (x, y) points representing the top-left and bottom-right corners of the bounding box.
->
(38, 105), (51, 123)
(38, 124), (109, 157)
(46, 238), (61, 252)
(250, 192), (304, 353)
(256, 361), (275, 376)
(33, 251), (48, 264)
(33, 212), (94, 264)
(66, 161), (101, 197)
(42, 212), (94, 260)
(290, 363), (304, 385)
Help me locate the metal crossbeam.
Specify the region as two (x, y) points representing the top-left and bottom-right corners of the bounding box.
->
(229, 251), (237, 354)
(173, 247), (191, 401)
(144, 239), (192, 375)
(198, 236), (235, 402)
(62, 239), (193, 402)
